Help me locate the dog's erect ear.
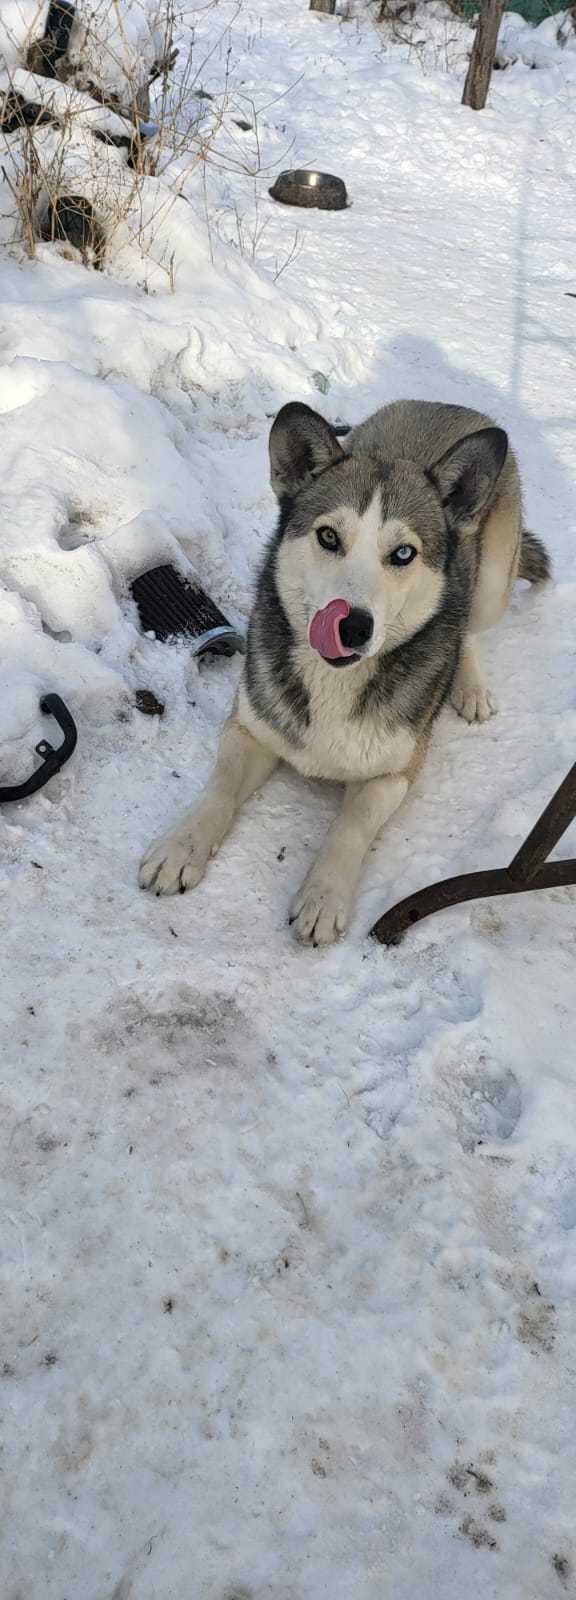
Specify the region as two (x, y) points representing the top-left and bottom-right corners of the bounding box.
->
(429, 427), (508, 533)
(269, 403), (345, 499)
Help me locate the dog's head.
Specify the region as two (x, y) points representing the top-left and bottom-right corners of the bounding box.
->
(269, 402), (507, 667)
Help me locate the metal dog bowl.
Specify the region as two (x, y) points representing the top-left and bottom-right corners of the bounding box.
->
(269, 169), (348, 211)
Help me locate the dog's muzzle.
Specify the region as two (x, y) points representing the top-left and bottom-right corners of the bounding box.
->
(308, 600), (374, 666)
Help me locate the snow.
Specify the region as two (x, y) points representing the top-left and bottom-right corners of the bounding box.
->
(0, 4), (51, 68)
(499, 8), (576, 69)
(1, 1), (576, 1596)
(0, 0), (164, 95)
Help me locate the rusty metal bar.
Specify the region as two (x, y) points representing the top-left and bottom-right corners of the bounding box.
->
(371, 761), (576, 946)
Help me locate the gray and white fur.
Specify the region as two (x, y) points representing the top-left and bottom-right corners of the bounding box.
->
(140, 399), (549, 944)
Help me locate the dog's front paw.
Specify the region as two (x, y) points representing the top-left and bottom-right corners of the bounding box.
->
(451, 683), (498, 724)
(289, 874), (352, 947)
(139, 825), (212, 896)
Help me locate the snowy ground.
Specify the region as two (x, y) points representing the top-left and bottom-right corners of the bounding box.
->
(1, 2), (576, 1596)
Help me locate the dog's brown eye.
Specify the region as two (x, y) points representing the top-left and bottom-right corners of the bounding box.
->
(389, 543), (417, 567)
(316, 526), (341, 553)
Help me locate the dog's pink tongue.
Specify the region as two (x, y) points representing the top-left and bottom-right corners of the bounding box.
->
(308, 598), (353, 660)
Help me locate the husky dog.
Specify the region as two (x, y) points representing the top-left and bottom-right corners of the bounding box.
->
(139, 399), (549, 944)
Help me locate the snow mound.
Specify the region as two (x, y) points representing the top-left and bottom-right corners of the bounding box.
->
(0, 231), (318, 773)
(0, 0), (164, 101)
(499, 8), (576, 68)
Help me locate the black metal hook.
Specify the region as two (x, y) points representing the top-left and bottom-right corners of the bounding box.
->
(0, 694), (78, 804)
(371, 760), (576, 945)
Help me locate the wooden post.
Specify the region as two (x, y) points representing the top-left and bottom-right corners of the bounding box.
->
(462, 0), (505, 111)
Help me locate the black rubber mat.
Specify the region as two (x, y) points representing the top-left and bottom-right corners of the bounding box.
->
(131, 564), (244, 657)
(45, 0), (76, 57)
(26, 1), (76, 78)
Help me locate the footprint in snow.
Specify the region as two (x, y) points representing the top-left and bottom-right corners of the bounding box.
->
(435, 1458), (506, 1551)
(435, 1038), (522, 1152)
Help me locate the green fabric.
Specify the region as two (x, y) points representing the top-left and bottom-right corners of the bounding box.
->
(460, 0), (566, 21)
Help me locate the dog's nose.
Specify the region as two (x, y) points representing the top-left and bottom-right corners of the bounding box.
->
(338, 607), (374, 651)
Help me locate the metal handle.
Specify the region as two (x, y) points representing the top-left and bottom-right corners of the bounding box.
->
(0, 694), (78, 804)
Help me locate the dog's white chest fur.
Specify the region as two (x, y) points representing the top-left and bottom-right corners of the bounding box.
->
(239, 654), (415, 783)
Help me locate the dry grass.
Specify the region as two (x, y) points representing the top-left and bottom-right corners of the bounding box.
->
(0, 0), (301, 285)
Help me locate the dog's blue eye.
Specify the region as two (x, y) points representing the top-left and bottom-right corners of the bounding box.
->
(316, 526), (341, 553)
(390, 544), (417, 566)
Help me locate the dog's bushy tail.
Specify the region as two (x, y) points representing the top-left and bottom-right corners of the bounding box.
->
(519, 529), (551, 584)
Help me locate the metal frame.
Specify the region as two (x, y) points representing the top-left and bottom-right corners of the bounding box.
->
(371, 761), (576, 946)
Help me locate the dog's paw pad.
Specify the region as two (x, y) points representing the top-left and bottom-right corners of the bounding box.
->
(451, 685), (498, 724)
(289, 881), (351, 947)
(139, 834), (208, 896)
